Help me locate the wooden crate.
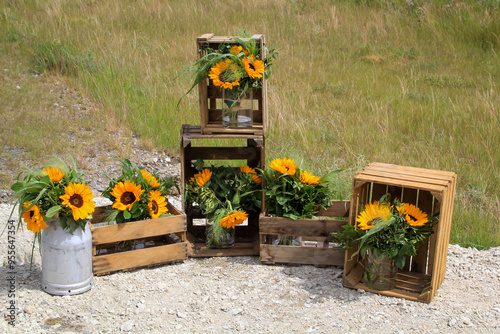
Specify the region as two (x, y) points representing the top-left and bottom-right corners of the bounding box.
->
(181, 124), (265, 257)
(89, 203), (187, 276)
(260, 200), (350, 267)
(343, 162), (457, 302)
(197, 33), (268, 135)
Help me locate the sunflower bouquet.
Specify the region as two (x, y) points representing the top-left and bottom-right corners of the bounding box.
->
(178, 32), (277, 113)
(333, 194), (437, 269)
(261, 157), (342, 220)
(101, 159), (178, 224)
(185, 160), (262, 248)
(10, 157), (95, 235)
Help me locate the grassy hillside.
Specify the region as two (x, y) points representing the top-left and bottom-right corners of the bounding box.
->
(0, 0), (498, 248)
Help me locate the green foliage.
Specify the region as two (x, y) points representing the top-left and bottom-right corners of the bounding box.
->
(261, 161), (342, 220)
(101, 159), (178, 224)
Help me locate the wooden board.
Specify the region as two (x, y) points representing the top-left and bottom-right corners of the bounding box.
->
(89, 203), (187, 275)
(343, 163), (457, 303)
(259, 200), (350, 267)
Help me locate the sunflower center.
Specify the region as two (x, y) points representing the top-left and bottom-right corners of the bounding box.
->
(151, 200), (158, 214)
(408, 214), (417, 222)
(121, 192), (136, 205)
(70, 194), (84, 208)
(29, 210), (35, 218)
(249, 63), (255, 71)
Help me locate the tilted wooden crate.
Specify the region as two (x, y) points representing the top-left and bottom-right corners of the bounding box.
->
(343, 162), (457, 302)
(260, 200), (350, 267)
(180, 124), (265, 257)
(89, 203), (187, 276)
(196, 33), (268, 135)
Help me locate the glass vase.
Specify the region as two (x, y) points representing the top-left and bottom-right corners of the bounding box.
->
(363, 249), (398, 291)
(206, 225), (235, 249)
(222, 88), (253, 128)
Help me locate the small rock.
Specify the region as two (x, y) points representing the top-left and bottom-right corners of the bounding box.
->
(120, 320), (134, 332)
(24, 306), (35, 314)
(22, 272), (31, 279)
(449, 318), (457, 327)
(231, 308), (243, 315)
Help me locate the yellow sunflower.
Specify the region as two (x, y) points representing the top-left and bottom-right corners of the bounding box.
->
(60, 183), (95, 221)
(230, 45), (243, 55)
(269, 157), (297, 176)
(193, 169), (212, 187)
(22, 202), (48, 233)
(148, 190), (169, 219)
(42, 167), (65, 182)
(208, 59), (240, 89)
(242, 55), (265, 79)
(397, 203), (429, 227)
(240, 165), (262, 185)
(220, 210), (248, 229)
(299, 170), (321, 185)
(140, 169), (160, 188)
(110, 180), (144, 211)
(357, 201), (392, 230)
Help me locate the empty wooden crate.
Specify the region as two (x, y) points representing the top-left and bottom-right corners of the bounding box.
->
(196, 33), (268, 135)
(260, 200), (350, 267)
(89, 203), (187, 276)
(343, 162), (457, 302)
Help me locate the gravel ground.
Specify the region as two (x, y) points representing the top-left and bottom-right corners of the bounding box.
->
(1, 199), (499, 334)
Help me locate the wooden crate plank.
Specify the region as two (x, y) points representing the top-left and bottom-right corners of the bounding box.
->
(91, 215), (186, 246)
(259, 217), (345, 237)
(93, 243), (187, 275)
(260, 245), (344, 266)
(354, 175), (445, 192)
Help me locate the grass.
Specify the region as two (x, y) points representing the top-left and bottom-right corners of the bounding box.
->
(0, 0), (498, 249)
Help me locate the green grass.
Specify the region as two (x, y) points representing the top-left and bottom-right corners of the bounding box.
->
(0, 0), (498, 249)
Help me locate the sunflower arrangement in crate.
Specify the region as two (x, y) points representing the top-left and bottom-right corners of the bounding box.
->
(101, 160), (178, 225)
(260, 157), (342, 245)
(184, 160), (262, 248)
(333, 194), (437, 291)
(179, 32), (277, 129)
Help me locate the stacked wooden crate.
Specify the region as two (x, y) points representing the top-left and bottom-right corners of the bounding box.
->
(181, 33), (268, 256)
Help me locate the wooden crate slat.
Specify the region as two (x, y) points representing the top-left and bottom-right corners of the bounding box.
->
(93, 243), (186, 276)
(368, 162), (457, 180)
(359, 170), (452, 187)
(90, 203), (186, 245)
(260, 245), (344, 266)
(260, 217), (345, 237)
(354, 175), (446, 192)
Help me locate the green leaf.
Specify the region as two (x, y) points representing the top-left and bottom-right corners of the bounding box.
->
(394, 255), (406, 269)
(123, 210), (131, 219)
(45, 205), (62, 218)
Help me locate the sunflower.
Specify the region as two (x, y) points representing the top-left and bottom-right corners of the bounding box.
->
(357, 201), (392, 230)
(269, 157), (297, 176)
(240, 165), (262, 185)
(140, 169), (160, 188)
(299, 170), (321, 185)
(193, 169), (212, 187)
(60, 183), (96, 221)
(148, 190), (169, 219)
(220, 210), (248, 229)
(242, 55), (265, 79)
(42, 167), (65, 182)
(397, 203), (429, 227)
(22, 202), (48, 233)
(230, 45), (243, 55)
(208, 59), (240, 89)
(110, 180), (144, 211)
